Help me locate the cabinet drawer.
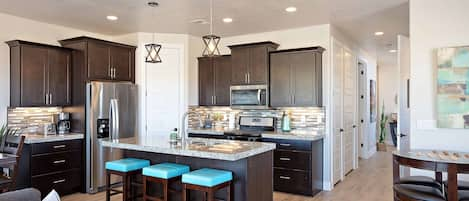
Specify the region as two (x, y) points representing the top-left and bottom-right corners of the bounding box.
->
(32, 169), (81, 197)
(274, 150), (311, 171)
(32, 140), (82, 155)
(263, 138), (312, 151)
(31, 150), (81, 176)
(274, 168), (311, 195)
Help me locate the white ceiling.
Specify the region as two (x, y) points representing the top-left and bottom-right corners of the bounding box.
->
(0, 0), (409, 66)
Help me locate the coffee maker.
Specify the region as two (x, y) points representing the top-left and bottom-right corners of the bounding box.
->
(56, 112), (71, 134)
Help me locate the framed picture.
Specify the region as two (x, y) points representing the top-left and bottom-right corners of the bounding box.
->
(370, 80), (377, 123)
(437, 46), (469, 129)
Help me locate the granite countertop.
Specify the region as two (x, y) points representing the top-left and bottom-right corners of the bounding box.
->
(393, 149), (469, 165)
(101, 136), (276, 161)
(187, 128), (325, 141)
(21, 133), (85, 144)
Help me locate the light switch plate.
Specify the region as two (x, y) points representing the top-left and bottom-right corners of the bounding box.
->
(417, 120), (436, 130)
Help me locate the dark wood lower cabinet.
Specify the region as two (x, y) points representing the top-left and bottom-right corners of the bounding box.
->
(263, 138), (323, 196)
(17, 139), (83, 198)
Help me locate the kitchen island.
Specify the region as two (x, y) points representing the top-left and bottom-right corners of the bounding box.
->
(101, 136), (276, 201)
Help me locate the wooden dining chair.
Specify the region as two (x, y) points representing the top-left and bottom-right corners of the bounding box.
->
(0, 135), (25, 192)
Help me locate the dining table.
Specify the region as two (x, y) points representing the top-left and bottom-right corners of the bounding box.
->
(393, 149), (469, 201)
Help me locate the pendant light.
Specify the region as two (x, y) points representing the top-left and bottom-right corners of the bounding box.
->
(145, 1), (162, 63)
(202, 0), (221, 57)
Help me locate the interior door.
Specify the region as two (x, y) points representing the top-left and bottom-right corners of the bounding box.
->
(48, 49), (71, 106)
(292, 50), (317, 106)
(88, 41), (110, 80)
(248, 46), (268, 84)
(20, 45), (48, 106)
(332, 41), (344, 184)
(231, 47), (249, 85)
(146, 47), (182, 137)
(111, 46), (132, 81)
(213, 56), (232, 106)
(198, 57), (214, 106)
(270, 52), (292, 107)
(342, 49), (356, 174)
(398, 35), (411, 151)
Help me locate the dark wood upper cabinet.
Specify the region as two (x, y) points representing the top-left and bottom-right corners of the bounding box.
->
(198, 56), (232, 106)
(59, 36), (136, 83)
(269, 47), (324, 107)
(7, 40), (71, 107)
(229, 42), (279, 85)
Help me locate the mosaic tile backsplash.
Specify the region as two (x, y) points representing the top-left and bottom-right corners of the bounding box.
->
(7, 107), (62, 133)
(188, 106), (325, 131)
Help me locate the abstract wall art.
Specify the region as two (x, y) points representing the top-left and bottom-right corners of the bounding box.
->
(370, 80), (377, 123)
(437, 46), (469, 129)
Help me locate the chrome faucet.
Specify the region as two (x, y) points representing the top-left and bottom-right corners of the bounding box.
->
(180, 111), (203, 143)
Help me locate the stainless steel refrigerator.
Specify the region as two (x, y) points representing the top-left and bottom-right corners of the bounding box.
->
(85, 81), (137, 193)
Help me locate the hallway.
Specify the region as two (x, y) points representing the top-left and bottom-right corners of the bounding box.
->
(63, 151), (394, 201)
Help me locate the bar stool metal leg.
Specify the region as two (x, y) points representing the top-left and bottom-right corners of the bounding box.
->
(106, 170), (111, 201)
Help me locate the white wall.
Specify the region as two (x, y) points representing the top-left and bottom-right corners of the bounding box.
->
(410, 0), (469, 152)
(0, 12), (111, 125)
(378, 64), (399, 145)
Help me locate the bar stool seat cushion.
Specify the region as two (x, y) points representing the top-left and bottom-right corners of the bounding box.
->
(143, 163), (190, 179)
(394, 184), (445, 201)
(182, 168), (232, 187)
(399, 176), (442, 189)
(105, 158), (150, 172)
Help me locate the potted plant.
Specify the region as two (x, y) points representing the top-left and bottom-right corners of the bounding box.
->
(377, 103), (389, 152)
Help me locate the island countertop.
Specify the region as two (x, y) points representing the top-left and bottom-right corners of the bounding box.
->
(188, 128), (325, 141)
(101, 136), (276, 161)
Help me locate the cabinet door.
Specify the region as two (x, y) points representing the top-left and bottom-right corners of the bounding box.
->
(231, 48), (249, 85)
(111, 46), (132, 81)
(20, 45), (48, 106)
(292, 51), (318, 106)
(213, 56), (232, 106)
(48, 49), (71, 106)
(87, 41), (110, 80)
(198, 57), (215, 106)
(248, 46), (269, 84)
(270, 52), (292, 107)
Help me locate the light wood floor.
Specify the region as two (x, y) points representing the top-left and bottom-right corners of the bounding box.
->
(62, 150), (393, 201)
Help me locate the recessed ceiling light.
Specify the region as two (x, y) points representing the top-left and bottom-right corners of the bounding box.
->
(389, 49), (397, 53)
(223, 18), (233, 23)
(106, 15), (118, 21)
(285, 7), (297, 13)
(374, 31), (384, 36)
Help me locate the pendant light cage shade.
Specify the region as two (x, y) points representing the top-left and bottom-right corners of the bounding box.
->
(145, 43), (162, 63)
(202, 34), (221, 57)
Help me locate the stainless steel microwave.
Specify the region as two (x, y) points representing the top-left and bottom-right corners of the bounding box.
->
(230, 85), (268, 109)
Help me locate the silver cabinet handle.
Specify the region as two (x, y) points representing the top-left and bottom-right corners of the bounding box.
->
(279, 176), (291, 180)
(53, 145), (66, 149)
(279, 158), (291, 161)
(113, 68), (116, 79)
(45, 93), (49, 105)
(247, 73), (250, 83)
(53, 160), (66, 164)
(245, 73), (248, 83)
(53, 179), (66, 184)
(292, 95), (295, 104)
(49, 93), (52, 105)
(214, 96), (217, 104)
(279, 143), (291, 147)
(211, 96), (214, 105)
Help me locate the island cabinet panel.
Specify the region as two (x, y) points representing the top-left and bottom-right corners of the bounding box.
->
(198, 55), (231, 106)
(229, 42), (279, 85)
(263, 138), (323, 196)
(124, 150), (274, 201)
(17, 139), (83, 198)
(269, 47), (325, 107)
(7, 40), (71, 107)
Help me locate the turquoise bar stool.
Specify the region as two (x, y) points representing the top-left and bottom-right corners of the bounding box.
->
(105, 158), (150, 201)
(181, 168), (233, 201)
(142, 163), (190, 201)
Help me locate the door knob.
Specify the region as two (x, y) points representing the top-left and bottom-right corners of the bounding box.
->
(339, 128), (344, 132)
(399, 133), (407, 137)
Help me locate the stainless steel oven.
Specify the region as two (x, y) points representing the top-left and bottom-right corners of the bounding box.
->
(230, 85), (268, 109)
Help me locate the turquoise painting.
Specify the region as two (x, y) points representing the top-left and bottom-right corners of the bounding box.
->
(437, 47), (469, 128)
